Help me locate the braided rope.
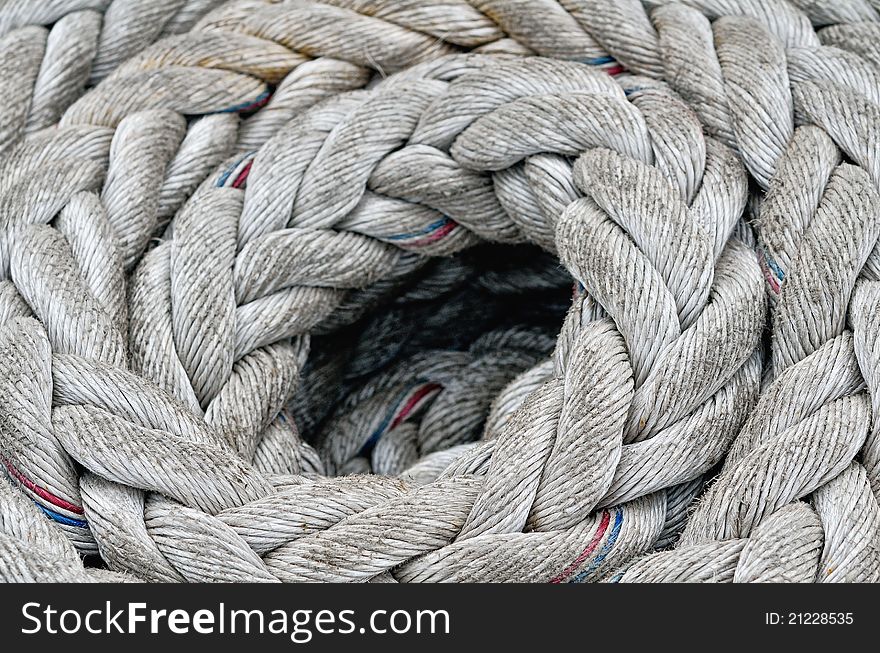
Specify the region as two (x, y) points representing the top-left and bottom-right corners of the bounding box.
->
(0, 0), (879, 583)
(0, 0), (228, 152)
(571, 0), (880, 581)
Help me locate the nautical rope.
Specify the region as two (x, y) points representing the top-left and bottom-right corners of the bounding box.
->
(580, 0), (880, 582)
(0, 0), (879, 583)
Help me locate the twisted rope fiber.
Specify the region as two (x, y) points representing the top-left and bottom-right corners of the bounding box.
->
(0, 0), (878, 582)
(571, 0), (880, 582)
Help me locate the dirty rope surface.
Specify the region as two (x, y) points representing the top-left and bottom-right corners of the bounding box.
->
(1, 0), (880, 583)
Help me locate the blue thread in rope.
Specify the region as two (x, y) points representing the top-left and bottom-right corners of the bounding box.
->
(36, 503), (88, 528)
(570, 507), (624, 583)
(387, 217), (450, 241)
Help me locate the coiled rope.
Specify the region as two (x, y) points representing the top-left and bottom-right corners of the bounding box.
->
(1, 0), (879, 583)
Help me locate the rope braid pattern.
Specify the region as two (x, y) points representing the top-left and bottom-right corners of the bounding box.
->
(4, 55), (763, 581)
(0, 0), (878, 582)
(0, 0), (228, 152)
(572, 0), (880, 582)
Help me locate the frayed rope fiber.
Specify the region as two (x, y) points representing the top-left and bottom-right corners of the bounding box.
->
(1, 0), (880, 583)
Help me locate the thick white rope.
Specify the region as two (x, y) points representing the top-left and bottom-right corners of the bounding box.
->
(1, 0), (879, 583)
